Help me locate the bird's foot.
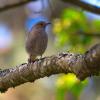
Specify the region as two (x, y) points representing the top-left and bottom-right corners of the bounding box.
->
(28, 58), (34, 63)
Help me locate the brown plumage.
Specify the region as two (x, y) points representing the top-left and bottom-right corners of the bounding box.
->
(25, 21), (50, 62)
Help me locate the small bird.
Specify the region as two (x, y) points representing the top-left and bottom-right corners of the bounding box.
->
(25, 21), (50, 63)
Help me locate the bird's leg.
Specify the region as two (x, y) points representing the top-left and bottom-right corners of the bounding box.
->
(28, 55), (36, 63)
(40, 55), (42, 59)
(28, 58), (32, 63)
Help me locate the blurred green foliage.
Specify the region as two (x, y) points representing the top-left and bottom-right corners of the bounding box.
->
(53, 8), (100, 53)
(53, 8), (100, 100)
(55, 74), (87, 100)
(92, 20), (100, 32)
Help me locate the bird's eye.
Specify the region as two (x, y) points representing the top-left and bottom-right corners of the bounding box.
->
(40, 23), (44, 26)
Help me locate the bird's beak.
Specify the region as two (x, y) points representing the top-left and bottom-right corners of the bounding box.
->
(46, 22), (51, 25)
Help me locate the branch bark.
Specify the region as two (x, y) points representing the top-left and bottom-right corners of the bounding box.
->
(0, 44), (100, 93)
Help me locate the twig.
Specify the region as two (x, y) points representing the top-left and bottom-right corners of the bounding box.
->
(77, 31), (100, 38)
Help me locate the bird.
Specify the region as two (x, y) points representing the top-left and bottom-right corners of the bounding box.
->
(25, 21), (50, 63)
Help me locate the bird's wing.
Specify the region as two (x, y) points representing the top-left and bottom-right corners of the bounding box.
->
(25, 30), (37, 55)
(38, 31), (48, 55)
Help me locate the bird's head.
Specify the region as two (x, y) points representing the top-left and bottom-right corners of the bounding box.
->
(34, 21), (51, 29)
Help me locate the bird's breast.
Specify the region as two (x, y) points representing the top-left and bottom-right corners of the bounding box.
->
(26, 28), (48, 56)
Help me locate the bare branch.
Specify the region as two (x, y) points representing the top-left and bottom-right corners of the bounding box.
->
(0, 0), (99, 15)
(0, 44), (100, 93)
(0, 0), (34, 13)
(62, 0), (100, 15)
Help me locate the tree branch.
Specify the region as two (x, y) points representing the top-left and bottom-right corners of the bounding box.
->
(0, 44), (100, 93)
(0, 0), (34, 13)
(0, 0), (100, 15)
(62, 0), (100, 15)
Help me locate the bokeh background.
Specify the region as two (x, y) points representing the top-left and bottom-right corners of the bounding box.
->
(0, 0), (100, 100)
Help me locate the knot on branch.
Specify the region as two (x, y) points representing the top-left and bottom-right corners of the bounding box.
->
(76, 44), (100, 80)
